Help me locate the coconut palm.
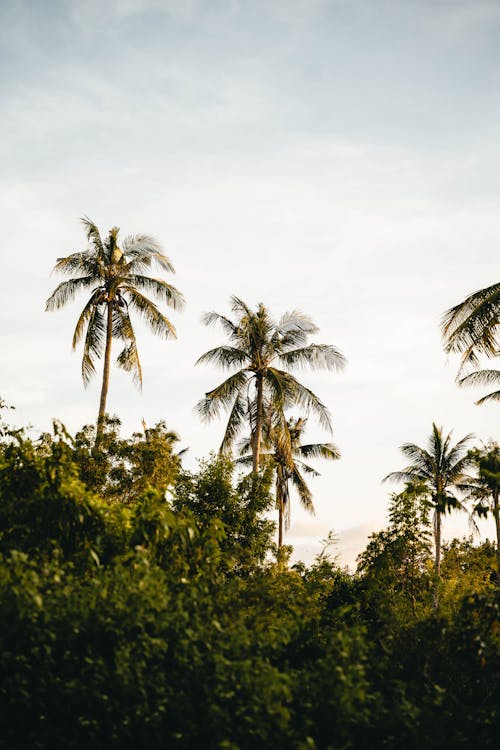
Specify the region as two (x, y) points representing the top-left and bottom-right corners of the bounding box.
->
(237, 416), (340, 547)
(195, 296), (345, 472)
(442, 282), (500, 404)
(384, 423), (475, 609)
(46, 217), (184, 429)
(466, 442), (500, 575)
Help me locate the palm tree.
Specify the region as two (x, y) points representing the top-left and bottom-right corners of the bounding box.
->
(46, 217), (184, 430)
(237, 416), (340, 547)
(466, 442), (500, 575)
(195, 296), (345, 472)
(384, 423), (475, 609)
(442, 282), (500, 404)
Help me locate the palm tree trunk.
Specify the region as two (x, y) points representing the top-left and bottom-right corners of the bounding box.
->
(409, 547), (417, 618)
(97, 302), (113, 432)
(278, 495), (284, 548)
(252, 374), (264, 473)
(493, 491), (500, 580)
(433, 509), (442, 610)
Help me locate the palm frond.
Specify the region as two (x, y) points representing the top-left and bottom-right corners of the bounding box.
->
(234, 454), (254, 467)
(383, 469), (423, 485)
(124, 274), (185, 310)
(81, 216), (104, 254)
(263, 367), (290, 413)
(445, 434), (476, 472)
(273, 370), (333, 432)
(398, 444), (433, 475)
(200, 310), (239, 338)
(219, 391), (248, 454)
(295, 461), (321, 477)
(124, 287), (177, 338)
(195, 346), (249, 370)
(72, 290), (102, 348)
(442, 282), (500, 371)
(271, 311), (317, 351)
(116, 338), (143, 388)
(290, 466), (314, 514)
(235, 435), (253, 457)
(122, 234), (175, 273)
(459, 369), (500, 388)
(459, 369), (500, 404)
(279, 344), (346, 371)
(476, 389), (500, 405)
(444, 494), (480, 535)
(196, 370), (250, 422)
(230, 295), (255, 320)
(51, 251), (98, 277)
(45, 277), (98, 311)
(81, 304), (106, 385)
(111, 303), (133, 340)
(273, 327), (309, 351)
(299, 442), (341, 461)
(276, 310), (319, 336)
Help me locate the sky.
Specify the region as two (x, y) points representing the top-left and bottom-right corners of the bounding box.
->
(1, 0), (500, 567)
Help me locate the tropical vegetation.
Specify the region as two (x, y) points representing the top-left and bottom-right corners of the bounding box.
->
(384, 423), (476, 609)
(1, 250), (499, 748)
(467, 442), (500, 572)
(0, 405), (498, 749)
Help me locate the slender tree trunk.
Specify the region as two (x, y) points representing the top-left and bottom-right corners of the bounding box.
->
(278, 478), (284, 548)
(493, 491), (500, 580)
(97, 301), (113, 433)
(410, 548), (417, 618)
(433, 509), (442, 610)
(278, 502), (284, 548)
(252, 373), (263, 473)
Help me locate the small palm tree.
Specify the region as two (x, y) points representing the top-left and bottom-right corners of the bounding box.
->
(46, 217), (184, 430)
(466, 442), (500, 575)
(384, 423), (475, 609)
(442, 282), (500, 404)
(196, 296), (345, 472)
(238, 416), (340, 547)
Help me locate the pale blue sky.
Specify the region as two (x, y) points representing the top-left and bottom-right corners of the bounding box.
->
(1, 0), (500, 564)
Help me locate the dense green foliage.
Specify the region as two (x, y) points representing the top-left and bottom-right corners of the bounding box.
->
(0, 410), (499, 749)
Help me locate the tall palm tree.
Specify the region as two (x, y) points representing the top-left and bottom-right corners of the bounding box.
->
(195, 296), (345, 472)
(237, 416), (340, 547)
(442, 282), (500, 404)
(46, 217), (184, 429)
(384, 423), (475, 609)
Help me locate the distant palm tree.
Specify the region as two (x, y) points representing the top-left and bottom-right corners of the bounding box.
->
(238, 416), (340, 547)
(46, 217), (184, 429)
(442, 282), (500, 404)
(195, 296), (345, 472)
(384, 423), (475, 609)
(466, 442), (500, 575)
